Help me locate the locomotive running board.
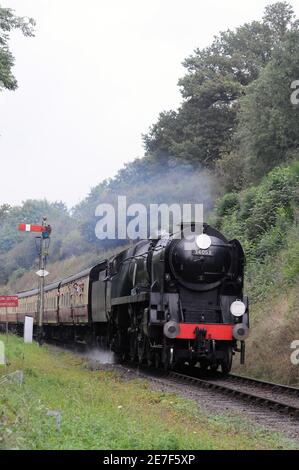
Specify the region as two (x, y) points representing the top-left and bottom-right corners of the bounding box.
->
(110, 292), (150, 306)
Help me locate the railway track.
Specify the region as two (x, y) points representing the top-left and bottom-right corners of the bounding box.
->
(227, 373), (299, 397)
(125, 364), (299, 438)
(167, 370), (299, 418)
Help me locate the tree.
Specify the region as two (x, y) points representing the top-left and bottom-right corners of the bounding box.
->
(235, 29), (299, 182)
(263, 1), (297, 40)
(0, 203), (11, 224)
(143, 2), (298, 168)
(0, 4), (35, 91)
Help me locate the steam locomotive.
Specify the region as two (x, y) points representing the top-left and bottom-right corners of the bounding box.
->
(0, 223), (249, 373)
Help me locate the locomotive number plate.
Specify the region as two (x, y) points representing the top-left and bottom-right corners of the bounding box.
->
(192, 249), (212, 256)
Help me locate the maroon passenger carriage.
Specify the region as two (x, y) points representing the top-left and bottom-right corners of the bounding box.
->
(1, 263), (107, 344)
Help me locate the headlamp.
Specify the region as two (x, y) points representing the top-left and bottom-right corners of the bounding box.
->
(195, 234), (212, 250)
(230, 300), (246, 317)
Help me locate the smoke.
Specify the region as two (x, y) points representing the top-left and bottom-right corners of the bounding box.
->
(116, 159), (217, 215)
(85, 346), (116, 364)
(140, 161), (217, 226)
(88, 159), (218, 248)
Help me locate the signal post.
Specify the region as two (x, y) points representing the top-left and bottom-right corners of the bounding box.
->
(18, 218), (51, 344)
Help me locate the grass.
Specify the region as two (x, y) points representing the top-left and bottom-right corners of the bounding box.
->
(0, 334), (297, 450)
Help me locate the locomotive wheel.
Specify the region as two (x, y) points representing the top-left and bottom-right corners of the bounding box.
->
(137, 336), (146, 364)
(154, 351), (161, 369)
(129, 330), (138, 362)
(119, 351), (127, 363)
(220, 346), (232, 375)
(145, 339), (153, 367)
(199, 361), (208, 372)
(162, 346), (174, 371)
(128, 305), (138, 362)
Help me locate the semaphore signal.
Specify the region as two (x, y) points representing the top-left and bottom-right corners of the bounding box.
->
(18, 223), (52, 238)
(18, 223), (45, 233)
(18, 217), (51, 344)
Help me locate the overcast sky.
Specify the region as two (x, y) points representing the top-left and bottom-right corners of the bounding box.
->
(0, 0), (298, 208)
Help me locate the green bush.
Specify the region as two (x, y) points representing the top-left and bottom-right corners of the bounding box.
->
(283, 225), (299, 284)
(255, 208), (291, 259)
(239, 187), (256, 221)
(216, 193), (240, 218)
(216, 151), (245, 192)
(214, 161), (299, 301)
(220, 212), (244, 242)
(283, 243), (299, 283)
(246, 258), (279, 303)
(243, 166), (298, 241)
(289, 159), (299, 179)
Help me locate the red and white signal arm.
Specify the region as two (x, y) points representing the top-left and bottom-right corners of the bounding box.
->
(0, 296), (19, 308)
(18, 223), (44, 233)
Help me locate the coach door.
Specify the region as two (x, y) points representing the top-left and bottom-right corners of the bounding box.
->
(91, 270), (107, 323)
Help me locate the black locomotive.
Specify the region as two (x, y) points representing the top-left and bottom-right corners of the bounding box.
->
(1, 223), (249, 374)
(106, 223), (249, 373)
